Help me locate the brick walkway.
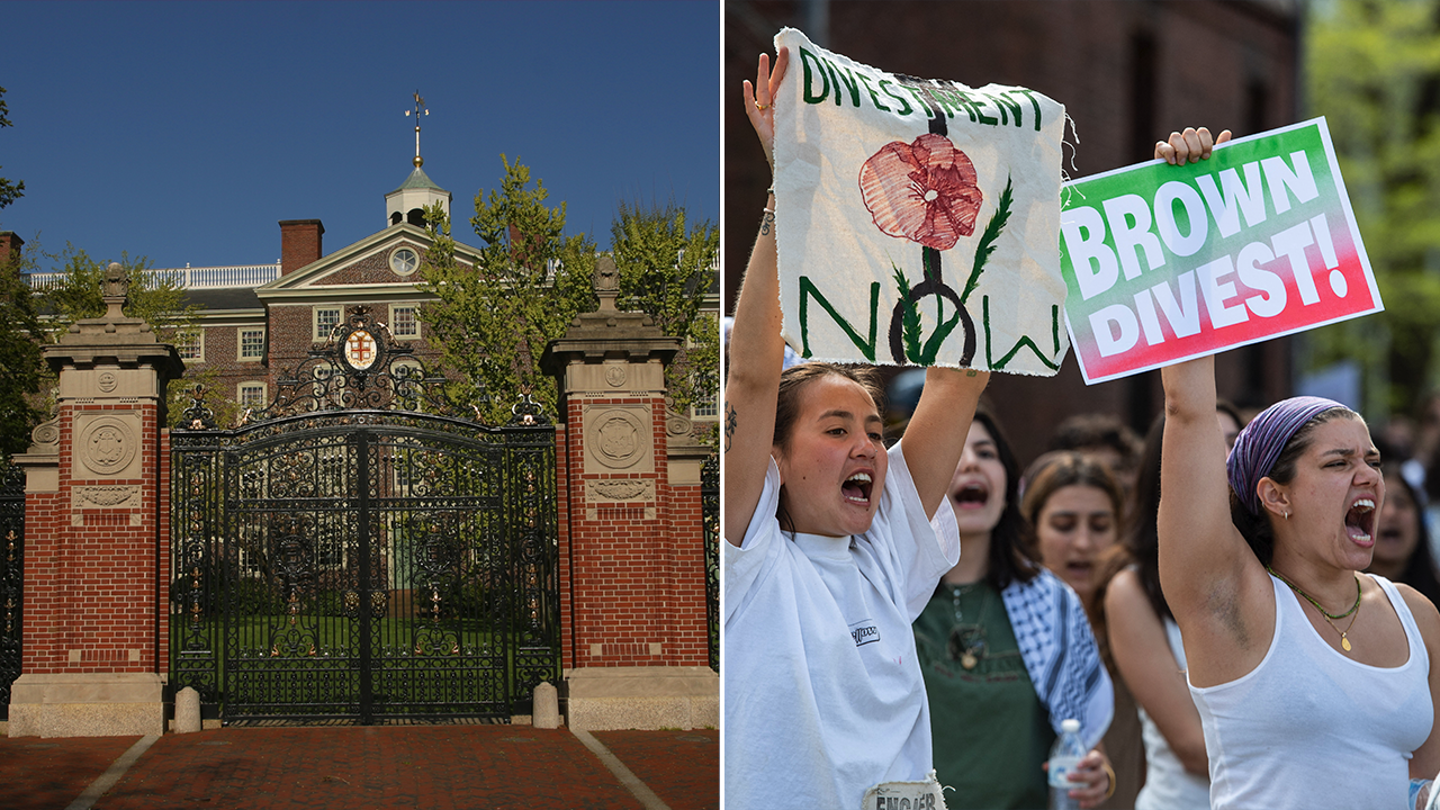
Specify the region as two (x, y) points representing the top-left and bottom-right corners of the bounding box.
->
(0, 726), (718, 810)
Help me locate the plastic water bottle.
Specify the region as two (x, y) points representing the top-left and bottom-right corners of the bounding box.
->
(1047, 718), (1085, 810)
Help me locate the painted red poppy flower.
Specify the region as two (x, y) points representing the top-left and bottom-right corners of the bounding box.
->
(859, 133), (983, 251)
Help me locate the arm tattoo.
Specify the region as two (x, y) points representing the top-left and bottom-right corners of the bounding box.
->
(760, 210), (775, 237)
(724, 402), (738, 454)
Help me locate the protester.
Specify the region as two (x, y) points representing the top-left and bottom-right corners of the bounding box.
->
(1098, 414), (1212, 810)
(1022, 451), (1124, 612)
(1020, 450), (1140, 808)
(1156, 126), (1440, 810)
(723, 47), (991, 809)
(1047, 413), (1145, 501)
(913, 404), (1114, 809)
(1368, 462), (1440, 607)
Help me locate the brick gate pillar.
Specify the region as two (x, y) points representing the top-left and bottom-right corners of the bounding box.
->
(9, 264), (183, 737)
(540, 257), (718, 730)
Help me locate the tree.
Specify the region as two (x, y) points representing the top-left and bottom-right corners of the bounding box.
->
(36, 244), (231, 426)
(0, 247), (44, 459)
(0, 87), (23, 213)
(610, 202), (719, 425)
(1306, 0), (1440, 417)
(420, 156), (597, 425)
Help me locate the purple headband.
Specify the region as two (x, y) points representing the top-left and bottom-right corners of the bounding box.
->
(1226, 396), (1348, 516)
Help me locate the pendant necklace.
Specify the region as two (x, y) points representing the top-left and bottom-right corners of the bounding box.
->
(1268, 566), (1362, 652)
(948, 582), (988, 670)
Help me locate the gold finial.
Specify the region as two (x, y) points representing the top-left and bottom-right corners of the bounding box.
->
(404, 90), (429, 168)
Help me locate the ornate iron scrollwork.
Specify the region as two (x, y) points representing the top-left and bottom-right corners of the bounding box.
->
(167, 318), (559, 724)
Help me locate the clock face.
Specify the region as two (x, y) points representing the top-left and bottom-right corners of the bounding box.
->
(390, 247), (419, 276)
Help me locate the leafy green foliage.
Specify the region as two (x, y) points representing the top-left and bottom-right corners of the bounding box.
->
(35, 244), (231, 426)
(0, 87), (23, 213)
(0, 247), (44, 459)
(420, 157), (597, 425)
(1307, 0), (1440, 415)
(610, 202), (719, 419)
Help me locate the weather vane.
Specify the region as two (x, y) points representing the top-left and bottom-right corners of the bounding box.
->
(404, 91), (428, 168)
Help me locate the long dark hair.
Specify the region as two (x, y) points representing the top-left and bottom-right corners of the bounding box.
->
(1089, 413), (1166, 674)
(970, 404), (1042, 591)
(1376, 466), (1440, 604)
(772, 362), (885, 535)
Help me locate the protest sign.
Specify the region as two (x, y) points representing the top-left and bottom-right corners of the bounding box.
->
(1059, 118), (1381, 384)
(772, 27), (1069, 374)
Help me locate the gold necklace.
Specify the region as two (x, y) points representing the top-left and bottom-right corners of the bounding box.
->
(1268, 567), (1363, 652)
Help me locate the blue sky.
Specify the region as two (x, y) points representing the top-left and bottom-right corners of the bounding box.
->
(1, 1), (719, 271)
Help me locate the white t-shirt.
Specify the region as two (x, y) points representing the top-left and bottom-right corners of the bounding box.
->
(723, 440), (960, 810)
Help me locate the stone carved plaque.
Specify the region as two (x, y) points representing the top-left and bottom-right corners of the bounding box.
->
(604, 364), (627, 388)
(97, 371), (118, 393)
(72, 484), (142, 510)
(75, 412), (143, 479)
(582, 405), (653, 475)
(584, 478), (656, 504)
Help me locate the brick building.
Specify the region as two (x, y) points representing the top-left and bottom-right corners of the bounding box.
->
(165, 158), (473, 412)
(725, 0), (1302, 462)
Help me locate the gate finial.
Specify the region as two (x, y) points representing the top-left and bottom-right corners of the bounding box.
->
(102, 262), (128, 323)
(595, 255), (619, 313)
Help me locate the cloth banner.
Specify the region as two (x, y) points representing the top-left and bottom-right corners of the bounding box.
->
(773, 27), (1069, 374)
(1059, 117), (1382, 384)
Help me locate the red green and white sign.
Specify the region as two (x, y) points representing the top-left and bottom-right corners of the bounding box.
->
(1059, 118), (1381, 384)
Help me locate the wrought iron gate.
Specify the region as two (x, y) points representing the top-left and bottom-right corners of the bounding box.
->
(169, 309), (558, 725)
(0, 459), (23, 720)
(702, 454), (718, 672)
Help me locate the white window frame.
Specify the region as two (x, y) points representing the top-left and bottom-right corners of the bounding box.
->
(689, 314), (718, 421)
(389, 304), (420, 339)
(237, 327), (266, 362)
(314, 307), (342, 342)
(237, 382), (268, 409)
(692, 393), (719, 421)
(176, 330), (204, 363)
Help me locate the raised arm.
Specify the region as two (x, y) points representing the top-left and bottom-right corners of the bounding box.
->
(1154, 127), (1277, 684)
(723, 49), (789, 546)
(900, 367), (989, 519)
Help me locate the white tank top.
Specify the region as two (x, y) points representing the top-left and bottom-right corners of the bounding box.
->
(1135, 617), (1211, 810)
(1188, 574), (1432, 810)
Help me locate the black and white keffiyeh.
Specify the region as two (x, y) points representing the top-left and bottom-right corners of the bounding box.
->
(1001, 568), (1114, 748)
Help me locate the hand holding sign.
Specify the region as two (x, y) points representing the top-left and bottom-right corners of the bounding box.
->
(1060, 118), (1380, 384)
(772, 27), (1069, 375)
(1155, 126), (1231, 166)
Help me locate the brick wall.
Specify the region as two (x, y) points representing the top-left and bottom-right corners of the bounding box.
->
(23, 401), (163, 675)
(560, 394), (711, 669)
(280, 220), (324, 275)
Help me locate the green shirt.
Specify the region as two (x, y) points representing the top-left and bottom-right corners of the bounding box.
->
(914, 581), (1055, 810)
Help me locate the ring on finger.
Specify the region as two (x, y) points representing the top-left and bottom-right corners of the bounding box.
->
(755, 101), (770, 111)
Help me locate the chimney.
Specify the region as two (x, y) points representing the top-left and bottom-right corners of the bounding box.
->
(279, 219), (324, 275)
(0, 231), (23, 270)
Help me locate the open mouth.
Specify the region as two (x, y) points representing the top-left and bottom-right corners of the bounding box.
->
(1346, 498), (1376, 543)
(951, 482), (990, 509)
(842, 472), (873, 505)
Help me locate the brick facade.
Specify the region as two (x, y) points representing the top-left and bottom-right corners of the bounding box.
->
(22, 401), (164, 676)
(559, 394), (710, 669)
